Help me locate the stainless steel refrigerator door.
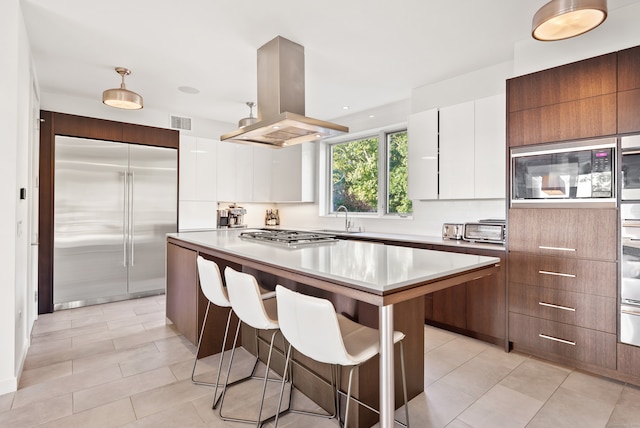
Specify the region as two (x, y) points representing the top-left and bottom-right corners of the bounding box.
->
(53, 136), (129, 307)
(127, 144), (177, 294)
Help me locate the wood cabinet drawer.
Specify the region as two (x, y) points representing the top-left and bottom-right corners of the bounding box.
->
(509, 312), (616, 369)
(508, 208), (616, 261)
(507, 53), (617, 112)
(509, 283), (616, 333)
(508, 253), (616, 297)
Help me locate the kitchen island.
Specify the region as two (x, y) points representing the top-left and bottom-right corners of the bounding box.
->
(166, 229), (500, 428)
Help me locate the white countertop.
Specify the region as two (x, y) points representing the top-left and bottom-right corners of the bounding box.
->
(328, 231), (505, 252)
(168, 229), (500, 295)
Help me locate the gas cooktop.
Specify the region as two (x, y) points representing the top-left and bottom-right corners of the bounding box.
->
(239, 229), (338, 247)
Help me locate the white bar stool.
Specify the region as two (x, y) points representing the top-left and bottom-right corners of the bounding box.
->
(219, 266), (283, 427)
(192, 256), (275, 408)
(273, 285), (410, 428)
(191, 256), (233, 406)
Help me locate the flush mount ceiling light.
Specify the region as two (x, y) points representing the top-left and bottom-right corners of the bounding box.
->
(102, 67), (144, 110)
(532, 0), (607, 41)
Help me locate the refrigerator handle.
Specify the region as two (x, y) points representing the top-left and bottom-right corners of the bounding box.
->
(123, 171), (129, 267)
(129, 171), (135, 266)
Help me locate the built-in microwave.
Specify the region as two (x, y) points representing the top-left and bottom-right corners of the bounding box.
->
(511, 138), (616, 208)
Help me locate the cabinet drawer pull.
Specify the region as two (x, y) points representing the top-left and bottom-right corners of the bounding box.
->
(538, 246), (576, 252)
(539, 333), (576, 346)
(539, 301), (576, 312)
(538, 270), (576, 278)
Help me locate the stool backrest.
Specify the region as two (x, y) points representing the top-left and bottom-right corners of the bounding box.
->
(196, 256), (230, 308)
(275, 285), (352, 366)
(225, 266), (278, 330)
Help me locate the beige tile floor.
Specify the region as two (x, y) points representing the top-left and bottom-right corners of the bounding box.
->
(1, 295), (640, 427)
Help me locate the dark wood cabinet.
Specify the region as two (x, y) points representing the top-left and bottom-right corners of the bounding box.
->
(618, 46), (640, 134)
(166, 242), (198, 344)
(509, 312), (617, 370)
(507, 207), (617, 372)
(425, 245), (506, 345)
(508, 253), (616, 297)
(508, 282), (616, 333)
(507, 53), (617, 147)
(430, 284), (467, 330)
(508, 208), (617, 261)
(165, 241), (239, 358)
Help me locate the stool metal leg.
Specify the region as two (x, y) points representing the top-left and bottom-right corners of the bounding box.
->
(218, 322), (283, 426)
(400, 341), (410, 428)
(212, 308), (233, 408)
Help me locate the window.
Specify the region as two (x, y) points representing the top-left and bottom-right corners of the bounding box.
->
(328, 128), (412, 215)
(386, 130), (412, 214)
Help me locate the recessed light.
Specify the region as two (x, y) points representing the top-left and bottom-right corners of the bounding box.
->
(178, 86), (200, 94)
(369, 114), (375, 118)
(342, 106), (350, 110)
(273, 125), (280, 129)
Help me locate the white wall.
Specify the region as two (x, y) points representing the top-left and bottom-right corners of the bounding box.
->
(0, 0), (33, 395)
(40, 91), (233, 138)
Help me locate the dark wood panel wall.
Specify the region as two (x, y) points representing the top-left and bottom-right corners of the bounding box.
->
(506, 45), (640, 386)
(38, 111), (179, 314)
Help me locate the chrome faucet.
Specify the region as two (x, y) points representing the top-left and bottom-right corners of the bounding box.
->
(336, 205), (350, 231)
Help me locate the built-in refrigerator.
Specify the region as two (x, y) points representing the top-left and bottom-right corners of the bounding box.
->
(53, 136), (177, 310)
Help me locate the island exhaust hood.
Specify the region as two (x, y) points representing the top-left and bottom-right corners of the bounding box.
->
(220, 36), (348, 148)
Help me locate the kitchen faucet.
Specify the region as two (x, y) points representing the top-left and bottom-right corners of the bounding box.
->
(336, 205), (350, 231)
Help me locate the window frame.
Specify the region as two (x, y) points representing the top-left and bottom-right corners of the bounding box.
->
(323, 124), (411, 218)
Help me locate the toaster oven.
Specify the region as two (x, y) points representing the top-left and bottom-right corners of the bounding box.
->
(463, 222), (505, 244)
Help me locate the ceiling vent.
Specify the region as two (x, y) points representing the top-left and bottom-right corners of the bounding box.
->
(170, 115), (192, 131)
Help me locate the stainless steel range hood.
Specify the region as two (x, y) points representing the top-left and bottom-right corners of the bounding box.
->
(220, 36), (348, 148)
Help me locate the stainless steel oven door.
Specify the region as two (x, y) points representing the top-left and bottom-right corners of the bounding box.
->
(621, 304), (640, 346)
(621, 135), (640, 201)
(621, 205), (640, 303)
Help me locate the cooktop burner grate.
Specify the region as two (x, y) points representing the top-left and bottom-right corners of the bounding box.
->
(239, 229), (338, 247)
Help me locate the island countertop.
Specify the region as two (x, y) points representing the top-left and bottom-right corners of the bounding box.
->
(167, 229), (500, 305)
(167, 228), (501, 428)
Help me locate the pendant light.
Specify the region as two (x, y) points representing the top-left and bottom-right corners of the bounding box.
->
(532, 0), (607, 41)
(238, 102), (258, 128)
(102, 67), (144, 110)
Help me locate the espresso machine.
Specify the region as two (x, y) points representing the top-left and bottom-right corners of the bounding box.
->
(217, 204), (247, 228)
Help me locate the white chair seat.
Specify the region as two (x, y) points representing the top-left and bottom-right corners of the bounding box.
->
(273, 285), (410, 427)
(218, 266), (283, 427)
(337, 314), (405, 365)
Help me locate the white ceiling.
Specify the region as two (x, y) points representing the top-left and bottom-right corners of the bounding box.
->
(20, 0), (640, 127)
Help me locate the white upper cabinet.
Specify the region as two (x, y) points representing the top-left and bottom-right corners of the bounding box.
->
(437, 94), (506, 200)
(179, 136), (217, 202)
(408, 108), (438, 200)
(439, 101), (475, 199)
(271, 143), (314, 202)
(474, 94), (506, 199)
(178, 136), (218, 230)
(251, 145), (273, 202)
(179, 135), (198, 201)
(216, 141), (253, 202)
(215, 141), (314, 203)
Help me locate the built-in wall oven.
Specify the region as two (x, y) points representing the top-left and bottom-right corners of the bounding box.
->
(621, 204), (640, 346)
(511, 138), (616, 207)
(621, 135), (640, 201)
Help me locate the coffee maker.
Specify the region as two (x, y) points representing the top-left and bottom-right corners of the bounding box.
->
(217, 204), (247, 228)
